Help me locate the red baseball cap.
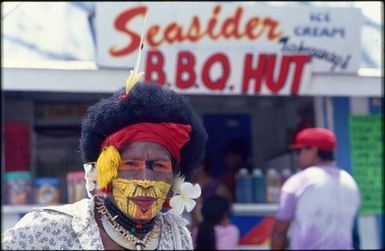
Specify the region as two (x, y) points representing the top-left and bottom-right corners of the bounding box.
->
(289, 128), (336, 151)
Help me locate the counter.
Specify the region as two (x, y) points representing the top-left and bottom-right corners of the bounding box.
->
(231, 203), (278, 249)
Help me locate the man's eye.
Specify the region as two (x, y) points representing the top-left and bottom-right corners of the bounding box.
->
(151, 161), (172, 172)
(119, 160), (145, 170)
(125, 161), (136, 166)
(153, 162), (165, 168)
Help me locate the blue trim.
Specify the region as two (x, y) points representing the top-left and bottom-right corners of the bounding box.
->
(369, 97), (383, 115)
(332, 97), (383, 248)
(322, 97), (328, 127)
(332, 97), (351, 173)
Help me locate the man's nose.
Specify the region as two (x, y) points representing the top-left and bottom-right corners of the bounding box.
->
(139, 161), (155, 180)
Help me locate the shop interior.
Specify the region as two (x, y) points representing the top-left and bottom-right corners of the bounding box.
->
(4, 90), (315, 205)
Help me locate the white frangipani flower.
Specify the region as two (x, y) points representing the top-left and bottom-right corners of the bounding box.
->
(83, 162), (97, 197)
(169, 182), (201, 216)
(83, 162), (97, 181)
(85, 180), (96, 192)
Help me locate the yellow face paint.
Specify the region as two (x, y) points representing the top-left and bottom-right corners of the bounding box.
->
(111, 178), (171, 221)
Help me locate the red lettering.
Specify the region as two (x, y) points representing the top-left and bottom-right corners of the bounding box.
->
(242, 54), (267, 93)
(111, 5), (283, 57)
(164, 22), (183, 43)
(288, 55), (312, 95)
(265, 55), (290, 93)
(201, 53), (230, 90)
(176, 51), (196, 89)
(243, 54), (310, 95)
(245, 17), (264, 39)
(263, 17), (283, 40)
(187, 16), (204, 42)
(109, 6), (147, 57)
(206, 5), (222, 40)
(221, 7), (243, 39)
(147, 25), (163, 47)
(145, 50), (166, 84)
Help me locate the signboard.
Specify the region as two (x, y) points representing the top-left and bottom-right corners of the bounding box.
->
(96, 2), (362, 95)
(349, 115), (383, 214)
(5, 122), (30, 171)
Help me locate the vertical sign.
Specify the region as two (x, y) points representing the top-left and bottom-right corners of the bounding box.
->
(5, 122), (30, 171)
(349, 116), (383, 214)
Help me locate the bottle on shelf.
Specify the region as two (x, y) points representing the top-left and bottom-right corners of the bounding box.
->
(265, 168), (281, 203)
(251, 168), (266, 203)
(235, 168), (253, 203)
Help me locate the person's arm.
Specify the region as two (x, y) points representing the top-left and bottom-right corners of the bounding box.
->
(270, 177), (298, 250)
(270, 219), (291, 250)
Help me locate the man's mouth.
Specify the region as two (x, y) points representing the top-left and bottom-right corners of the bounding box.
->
(130, 196), (155, 207)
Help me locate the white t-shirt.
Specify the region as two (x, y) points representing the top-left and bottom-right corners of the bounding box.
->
(276, 165), (361, 249)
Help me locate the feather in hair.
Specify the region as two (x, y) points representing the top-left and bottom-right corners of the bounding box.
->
(125, 11), (148, 95)
(96, 145), (121, 190)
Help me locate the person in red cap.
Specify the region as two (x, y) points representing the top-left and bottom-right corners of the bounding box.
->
(271, 127), (361, 250)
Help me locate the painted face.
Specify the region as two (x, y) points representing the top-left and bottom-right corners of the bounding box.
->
(111, 142), (173, 222)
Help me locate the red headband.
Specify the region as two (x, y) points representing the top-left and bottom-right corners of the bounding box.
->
(101, 122), (192, 163)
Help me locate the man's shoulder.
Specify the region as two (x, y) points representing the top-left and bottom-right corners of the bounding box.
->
(292, 166), (328, 181)
(160, 212), (191, 238)
(158, 212), (193, 249)
(36, 198), (93, 217)
(281, 170), (304, 190)
(7, 204), (76, 232)
(2, 209), (74, 250)
(5, 199), (93, 233)
(161, 212), (189, 228)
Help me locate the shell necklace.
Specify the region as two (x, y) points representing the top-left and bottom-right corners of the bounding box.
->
(96, 197), (161, 250)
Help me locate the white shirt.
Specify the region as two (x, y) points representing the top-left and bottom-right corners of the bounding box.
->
(276, 166), (361, 249)
(2, 197), (193, 250)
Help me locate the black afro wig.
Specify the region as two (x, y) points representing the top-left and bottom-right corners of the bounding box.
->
(80, 82), (208, 180)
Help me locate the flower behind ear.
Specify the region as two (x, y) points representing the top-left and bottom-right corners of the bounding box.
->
(83, 162), (97, 197)
(169, 182), (201, 216)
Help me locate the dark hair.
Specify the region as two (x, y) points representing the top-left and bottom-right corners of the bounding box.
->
(80, 83), (208, 179)
(317, 150), (334, 161)
(195, 195), (231, 250)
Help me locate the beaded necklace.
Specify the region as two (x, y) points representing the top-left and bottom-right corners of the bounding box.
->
(95, 197), (161, 250)
(103, 197), (155, 234)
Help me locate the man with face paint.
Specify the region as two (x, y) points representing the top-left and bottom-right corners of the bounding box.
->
(3, 83), (207, 250)
(3, 46), (208, 250)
